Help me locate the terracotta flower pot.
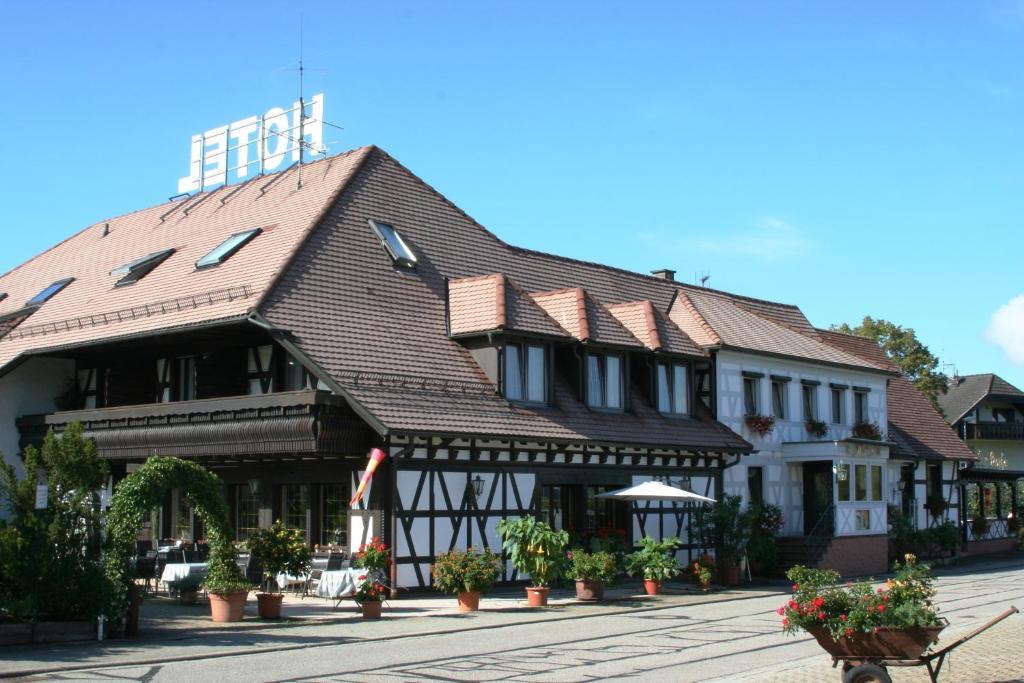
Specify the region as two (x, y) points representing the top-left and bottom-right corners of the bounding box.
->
(526, 586), (550, 607)
(209, 591), (248, 622)
(362, 600), (383, 619)
(457, 591), (481, 612)
(180, 590), (198, 605)
(718, 561), (740, 586)
(643, 579), (662, 595)
(256, 592), (284, 619)
(575, 580), (605, 601)
(699, 580), (711, 592)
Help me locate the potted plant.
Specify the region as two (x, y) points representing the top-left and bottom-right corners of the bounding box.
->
(851, 421), (883, 440)
(624, 536), (681, 594)
(691, 554), (715, 590)
(431, 548), (502, 612)
(246, 520), (312, 619)
(566, 549), (618, 601)
(202, 545), (251, 623)
(702, 494), (752, 585)
(805, 419), (828, 438)
(971, 512), (989, 539)
(353, 536), (391, 574)
(744, 414), (776, 437)
(497, 516), (569, 607)
(354, 574), (388, 619)
(779, 554), (945, 658)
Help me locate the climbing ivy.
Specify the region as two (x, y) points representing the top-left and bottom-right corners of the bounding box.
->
(105, 457), (248, 619)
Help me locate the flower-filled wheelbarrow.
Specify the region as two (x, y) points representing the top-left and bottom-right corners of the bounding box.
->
(809, 606), (1018, 683)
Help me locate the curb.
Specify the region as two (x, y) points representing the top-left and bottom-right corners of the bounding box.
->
(0, 590), (780, 679)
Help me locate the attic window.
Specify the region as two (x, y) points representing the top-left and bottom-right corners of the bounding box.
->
(110, 248), (175, 286)
(369, 220), (417, 268)
(196, 228), (262, 269)
(26, 278), (73, 307)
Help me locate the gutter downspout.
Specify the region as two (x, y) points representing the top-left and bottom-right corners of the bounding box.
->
(246, 311), (390, 437)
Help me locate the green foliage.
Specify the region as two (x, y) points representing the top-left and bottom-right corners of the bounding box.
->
(690, 554), (715, 585)
(353, 537), (390, 572)
(805, 419), (828, 438)
(354, 573), (388, 602)
(701, 494), (752, 562)
(780, 555), (942, 639)
(246, 520), (312, 593)
(431, 548), (502, 594)
(497, 516), (569, 587)
(888, 507), (959, 561)
(925, 494), (949, 519)
(831, 317), (948, 414)
(566, 549), (618, 583)
(0, 424), (109, 622)
(851, 421), (884, 441)
(746, 503), (783, 576)
(106, 456), (248, 618)
(624, 536), (681, 581)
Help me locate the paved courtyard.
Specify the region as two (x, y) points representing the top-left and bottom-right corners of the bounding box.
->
(3, 559), (1023, 682)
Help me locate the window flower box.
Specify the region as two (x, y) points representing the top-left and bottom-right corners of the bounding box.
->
(745, 414), (776, 437)
(851, 421), (883, 440)
(805, 419), (827, 438)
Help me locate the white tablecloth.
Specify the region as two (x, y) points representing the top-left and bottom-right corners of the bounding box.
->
(161, 562), (208, 586)
(314, 569), (365, 599)
(276, 572), (310, 590)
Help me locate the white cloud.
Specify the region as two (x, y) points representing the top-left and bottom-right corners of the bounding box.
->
(986, 294), (1024, 364)
(688, 216), (810, 262)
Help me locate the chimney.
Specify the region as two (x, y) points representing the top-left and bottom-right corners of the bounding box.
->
(650, 268), (676, 281)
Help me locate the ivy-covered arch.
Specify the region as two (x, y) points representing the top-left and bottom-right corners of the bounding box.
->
(105, 456), (246, 617)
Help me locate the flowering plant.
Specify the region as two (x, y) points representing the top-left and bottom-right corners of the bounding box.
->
(744, 414), (776, 437)
(692, 554), (715, 586)
(354, 574), (388, 602)
(566, 549), (618, 582)
(752, 503), (784, 535)
(353, 537), (390, 572)
(624, 536), (681, 581)
(779, 554), (941, 640)
(431, 548), (501, 595)
(851, 421), (883, 440)
(805, 419), (828, 438)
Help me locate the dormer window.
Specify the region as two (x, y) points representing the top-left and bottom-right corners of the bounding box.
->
(369, 220), (417, 268)
(656, 361), (688, 415)
(586, 352), (623, 410)
(504, 342), (546, 403)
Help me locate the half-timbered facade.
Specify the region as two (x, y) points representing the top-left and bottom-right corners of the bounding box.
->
(1, 146), (755, 588)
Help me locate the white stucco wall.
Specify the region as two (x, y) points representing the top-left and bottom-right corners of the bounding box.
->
(718, 350), (890, 537)
(0, 357), (74, 510)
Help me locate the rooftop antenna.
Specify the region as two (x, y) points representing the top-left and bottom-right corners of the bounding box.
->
(699, 273), (711, 288)
(297, 16), (305, 190)
(942, 361), (959, 383)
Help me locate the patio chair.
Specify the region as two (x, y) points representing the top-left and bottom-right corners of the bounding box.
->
(325, 552), (345, 571)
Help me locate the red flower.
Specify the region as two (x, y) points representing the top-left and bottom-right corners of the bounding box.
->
(782, 618), (789, 628)
(839, 614), (847, 622)
(817, 611), (825, 621)
(777, 606), (785, 615)
(844, 628), (853, 638)
(792, 584), (799, 592)
(788, 600), (797, 609)
(877, 604), (886, 613)
(876, 588), (884, 594)
(358, 575), (367, 581)
(812, 596), (825, 608)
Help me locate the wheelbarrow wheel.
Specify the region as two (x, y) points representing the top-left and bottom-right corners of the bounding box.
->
(842, 662), (891, 683)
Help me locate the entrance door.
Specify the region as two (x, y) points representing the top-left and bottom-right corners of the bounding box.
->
(803, 461), (834, 535)
(538, 484), (629, 536)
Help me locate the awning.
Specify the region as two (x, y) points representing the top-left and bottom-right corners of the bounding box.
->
(596, 480), (715, 503)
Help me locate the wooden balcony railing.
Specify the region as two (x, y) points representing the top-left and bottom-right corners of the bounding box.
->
(965, 422), (1024, 441)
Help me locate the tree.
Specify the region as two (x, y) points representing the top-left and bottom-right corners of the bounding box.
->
(832, 316), (948, 414)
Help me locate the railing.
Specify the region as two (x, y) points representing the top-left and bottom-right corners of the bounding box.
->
(805, 504), (836, 565)
(965, 422), (1024, 441)
(963, 518), (1015, 542)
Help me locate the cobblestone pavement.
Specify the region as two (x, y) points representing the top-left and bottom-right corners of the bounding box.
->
(10, 561), (1024, 682)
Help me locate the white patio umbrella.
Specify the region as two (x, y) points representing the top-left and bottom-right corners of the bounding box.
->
(595, 480), (715, 504)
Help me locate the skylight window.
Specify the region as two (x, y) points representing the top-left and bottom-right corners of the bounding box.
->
(195, 228), (262, 269)
(369, 220), (417, 268)
(110, 248), (175, 286)
(26, 278), (74, 307)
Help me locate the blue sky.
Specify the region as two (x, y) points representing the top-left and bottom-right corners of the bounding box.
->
(1, 1), (1022, 386)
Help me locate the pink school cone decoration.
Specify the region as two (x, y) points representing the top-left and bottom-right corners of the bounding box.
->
(350, 447), (387, 507)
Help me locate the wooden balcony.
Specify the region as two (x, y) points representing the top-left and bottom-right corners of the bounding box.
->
(965, 422), (1024, 441)
(17, 390), (374, 461)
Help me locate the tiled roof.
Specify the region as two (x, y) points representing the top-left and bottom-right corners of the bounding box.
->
(530, 288), (644, 348)
(938, 373), (1024, 424)
(447, 273), (569, 338)
(259, 148), (750, 451)
(0, 147), (371, 370)
(606, 300), (706, 357)
(817, 329), (974, 461)
(672, 289), (889, 372)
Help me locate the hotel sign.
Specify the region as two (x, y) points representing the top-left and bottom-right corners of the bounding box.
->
(178, 93), (325, 194)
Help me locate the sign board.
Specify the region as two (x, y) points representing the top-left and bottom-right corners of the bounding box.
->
(178, 93), (325, 194)
(34, 484), (48, 510)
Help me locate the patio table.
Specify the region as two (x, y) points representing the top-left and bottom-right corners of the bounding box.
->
(314, 568), (365, 600)
(160, 562), (208, 594)
(276, 572), (311, 591)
